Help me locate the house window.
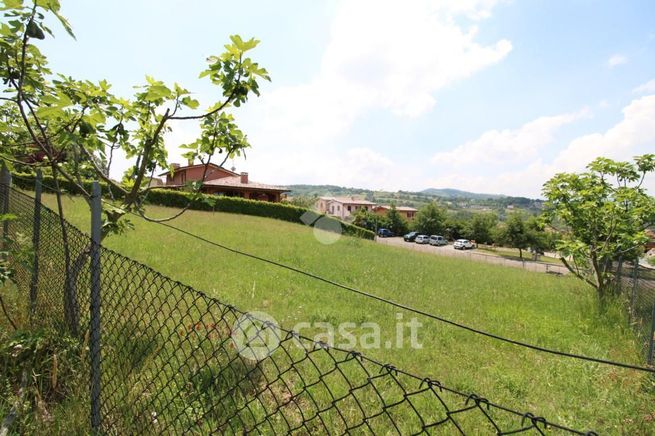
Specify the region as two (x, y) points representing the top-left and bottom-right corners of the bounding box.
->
(181, 172), (186, 184)
(347, 205), (351, 212)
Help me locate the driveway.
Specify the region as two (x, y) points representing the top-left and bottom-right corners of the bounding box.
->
(375, 237), (569, 275)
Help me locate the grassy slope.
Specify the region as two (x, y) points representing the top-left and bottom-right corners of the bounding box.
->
(43, 194), (654, 433)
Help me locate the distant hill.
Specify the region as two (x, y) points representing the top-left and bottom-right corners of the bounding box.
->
(420, 188), (505, 200)
(286, 185), (542, 210)
(287, 184), (514, 201)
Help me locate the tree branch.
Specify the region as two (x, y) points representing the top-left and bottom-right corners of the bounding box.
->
(560, 257), (597, 289)
(167, 90), (234, 121)
(124, 108), (170, 207)
(77, 143), (127, 195)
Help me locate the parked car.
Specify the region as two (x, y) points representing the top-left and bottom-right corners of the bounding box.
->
(454, 239), (474, 250)
(403, 231), (419, 242)
(429, 235), (448, 246)
(415, 235), (430, 244)
(377, 228), (394, 238)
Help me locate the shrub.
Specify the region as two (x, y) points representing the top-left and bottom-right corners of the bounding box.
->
(12, 174), (375, 240)
(0, 328), (85, 433)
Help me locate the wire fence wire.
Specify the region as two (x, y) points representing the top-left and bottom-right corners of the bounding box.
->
(613, 260), (655, 365)
(0, 184), (597, 435)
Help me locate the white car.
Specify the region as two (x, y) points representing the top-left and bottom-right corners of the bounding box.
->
(453, 239), (474, 250)
(415, 235), (430, 244)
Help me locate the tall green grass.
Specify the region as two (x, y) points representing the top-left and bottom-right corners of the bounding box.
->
(36, 193), (655, 433)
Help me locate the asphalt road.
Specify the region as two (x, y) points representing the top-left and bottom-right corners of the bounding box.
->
(375, 237), (569, 274)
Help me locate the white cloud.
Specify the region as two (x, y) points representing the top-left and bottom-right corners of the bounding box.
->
(633, 78), (655, 94)
(431, 109), (588, 166)
(242, 146), (413, 191)
(552, 95), (655, 172)
(247, 0), (511, 148)
(607, 54), (628, 68)
(426, 95), (655, 197)
(111, 0), (511, 186)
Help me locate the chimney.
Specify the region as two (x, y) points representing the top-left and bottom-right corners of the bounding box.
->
(187, 158), (194, 166)
(171, 163), (180, 170)
(240, 172), (249, 184)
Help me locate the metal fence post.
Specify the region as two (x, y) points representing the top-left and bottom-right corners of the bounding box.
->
(649, 300), (655, 366)
(90, 182), (102, 431)
(1, 164), (11, 245)
(29, 170), (42, 315)
(614, 256), (624, 295)
(630, 263), (638, 324)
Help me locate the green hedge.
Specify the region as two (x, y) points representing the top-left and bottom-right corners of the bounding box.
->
(11, 173), (375, 240)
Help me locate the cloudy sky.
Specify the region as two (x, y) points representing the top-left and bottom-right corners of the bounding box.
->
(38, 0), (655, 197)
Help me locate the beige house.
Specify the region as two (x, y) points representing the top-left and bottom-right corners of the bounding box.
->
(372, 205), (418, 221)
(316, 196), (376, 220)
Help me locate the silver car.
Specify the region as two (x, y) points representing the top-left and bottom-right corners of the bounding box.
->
(429, 235), (448, 246)
(415, 235), (430, 244)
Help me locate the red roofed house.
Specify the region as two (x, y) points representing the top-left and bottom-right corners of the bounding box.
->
(646, 229), (655, 251)
(373, 205), (418, 221)
(158, 162), (288, 202)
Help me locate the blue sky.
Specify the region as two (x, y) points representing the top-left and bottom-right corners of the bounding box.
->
(37, 0), (655, 197)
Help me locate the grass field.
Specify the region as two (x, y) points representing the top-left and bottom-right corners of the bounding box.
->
(33, 193), (655, 433)
(476, 246), (564, 265)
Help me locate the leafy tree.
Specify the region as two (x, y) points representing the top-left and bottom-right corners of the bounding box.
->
(351, 208), (389, 232)
(0, 0), (270, 234)
(284, 195), (317, 209)
(524, 215), (552, 260)
(444, 217), (465, 240)
(494, 212), (530, 260)
(542, 155), (655, 300)
(0, 0), (269, 334)
(463, 212), (497, 244)
(386, 204), (408, 235)
(413, 202), (447, 235)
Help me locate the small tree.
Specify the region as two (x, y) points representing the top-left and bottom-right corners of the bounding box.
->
(463, 212), (498, 244)
(285, 195), (317, 209)
(386, 204), (408, 235)
(542, 155), (655, 300)
(352, 208), (389, 232)
(494, 212), (530, 260)
(523, 215), (552, 260)
(413, 202), (447, 235)
(445, 217), (465, 240)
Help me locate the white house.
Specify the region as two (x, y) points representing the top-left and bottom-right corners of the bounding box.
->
(316, 196), (376, 220)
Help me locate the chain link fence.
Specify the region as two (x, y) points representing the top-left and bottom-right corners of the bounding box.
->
(1, 177), (594, 435)
(614, 260), (655, 365)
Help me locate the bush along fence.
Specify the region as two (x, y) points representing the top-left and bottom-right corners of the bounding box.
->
(10, 172), (375, 241)
(0, 173), (596, 435)
(613, 261), (655, 365)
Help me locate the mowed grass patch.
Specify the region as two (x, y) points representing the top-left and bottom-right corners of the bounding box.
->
(41, 193), (655, 433)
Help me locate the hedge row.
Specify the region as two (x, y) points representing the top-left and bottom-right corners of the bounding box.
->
(11, 173), (375, 240)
